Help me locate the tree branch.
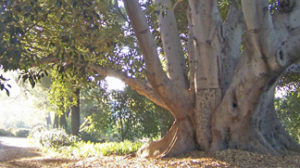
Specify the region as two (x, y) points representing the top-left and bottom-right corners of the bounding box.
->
(187, 7), (195, 92)
(154, 0), (189, 90)
(86, 64), (170, 111)
(241, 0), (276, 60)
(220, 2), (245, 94)
(123, 0), (170, 90)
(31, 52), (172, 112)
(123, 0), (194, 118)
(35, 54), (171, 111)
(242, 0), (299, 72)
(278, 27), (300, 66)
(188, 0), (222, 89)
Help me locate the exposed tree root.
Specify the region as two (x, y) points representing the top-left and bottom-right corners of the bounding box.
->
(136, 118), (197, 158)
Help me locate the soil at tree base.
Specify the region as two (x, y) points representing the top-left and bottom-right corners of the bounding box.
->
(0, 149), (299, 168)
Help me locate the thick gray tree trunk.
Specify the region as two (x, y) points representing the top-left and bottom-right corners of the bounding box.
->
(117, 0), (300, 157)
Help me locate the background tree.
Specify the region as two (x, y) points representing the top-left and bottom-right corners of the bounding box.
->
(48, 70), (83, 135)
(80, 83), (173, 142)
(109, 87), (174, 141)
(275, 64), (300, 142)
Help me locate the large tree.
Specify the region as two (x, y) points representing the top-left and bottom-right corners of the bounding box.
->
(122, 0), (300, 157)
(1, 0), (300, 157)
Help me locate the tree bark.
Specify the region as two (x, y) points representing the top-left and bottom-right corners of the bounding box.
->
(120, 0), (300, 157)
(211, 71), (300, 154)
(137, 118), (196, 158)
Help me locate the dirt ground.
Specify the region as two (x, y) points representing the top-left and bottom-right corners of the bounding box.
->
(0, 137), (300, 167)
(1, 150), (300, 168)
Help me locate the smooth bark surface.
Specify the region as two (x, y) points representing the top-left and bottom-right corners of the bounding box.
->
(102, 0), (300, 157)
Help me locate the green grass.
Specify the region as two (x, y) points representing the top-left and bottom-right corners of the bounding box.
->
(45, 140), (143, 157)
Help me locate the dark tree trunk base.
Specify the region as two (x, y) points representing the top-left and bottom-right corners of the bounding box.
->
(137, 118), (197, 158)
(211, 84), (300, 155)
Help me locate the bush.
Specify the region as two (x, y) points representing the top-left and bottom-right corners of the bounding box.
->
(31, 127), (77, 148)
(46, 140), (143, 157)
(79, 131), (104, 143)
(0, 128), (13, 136)
(15, 128), (30, 137)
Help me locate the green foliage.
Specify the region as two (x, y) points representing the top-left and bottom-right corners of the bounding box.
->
(275, 69), (300, 142)
(0, 0), (138, 94)
(14, 128), (30, 137)
(48, 70), (79, 116)
(30, 127), (77, 148)
(80, 85), (174, 142)
(80, 83), (114, 141)
(0, 128), (14, 136)
(218, 0), (230, 20)
(46, 140), (143, 157)
(0, 128), (29, 137)
(275, 90), (300, 142)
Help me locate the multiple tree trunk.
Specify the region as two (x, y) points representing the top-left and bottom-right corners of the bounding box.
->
(119, 0), (300, 157)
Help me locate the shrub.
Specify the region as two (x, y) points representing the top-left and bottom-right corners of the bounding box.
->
(79, 131), (104, 143)
(0, 128), (13, 136)
(31, 128), (77, 148)
(15, 128), (30, 137)
(47, 140), (143, 157)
